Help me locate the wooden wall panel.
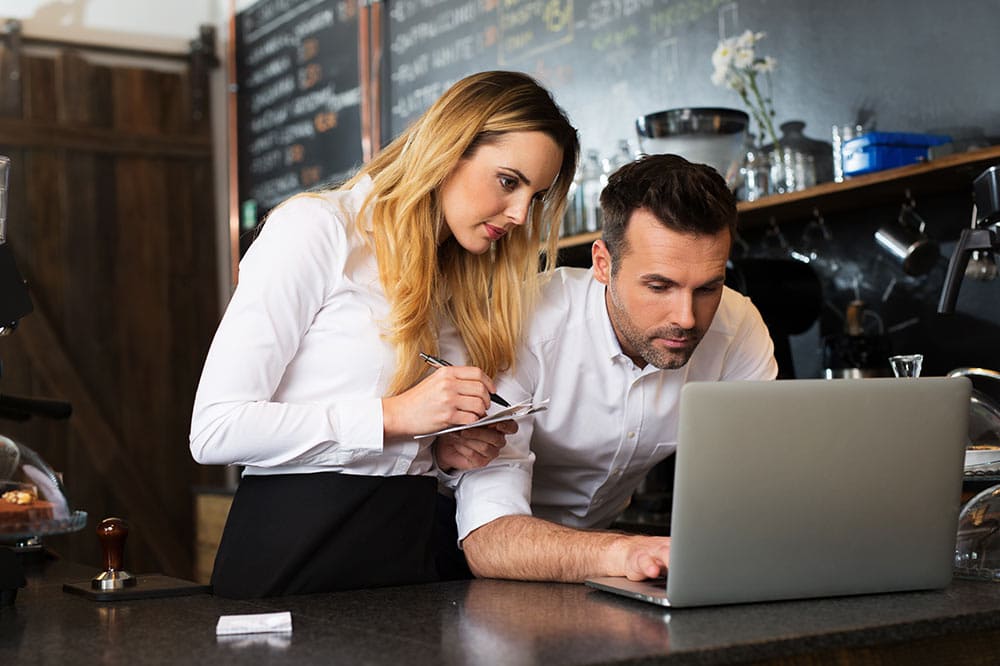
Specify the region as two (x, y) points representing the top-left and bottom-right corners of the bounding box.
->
(0, 48), (221, 578)
(20, 56), (56, 123)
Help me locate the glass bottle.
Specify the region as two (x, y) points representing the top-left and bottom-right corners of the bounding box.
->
(739, 133), (770, 202)
(580, 150), (603, 233)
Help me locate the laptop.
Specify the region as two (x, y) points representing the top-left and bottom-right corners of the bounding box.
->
(586, 376), (971, 608)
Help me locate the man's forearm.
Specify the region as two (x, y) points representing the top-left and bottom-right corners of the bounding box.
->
(461, 515), (645, 582)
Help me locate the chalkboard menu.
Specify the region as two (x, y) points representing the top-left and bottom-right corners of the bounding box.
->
(385, 0), (1000, 170)
(386, 0), (735, 148)
(235, 0), (364, 254)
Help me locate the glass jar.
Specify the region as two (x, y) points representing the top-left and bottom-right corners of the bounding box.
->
(762, 121), (833, 191)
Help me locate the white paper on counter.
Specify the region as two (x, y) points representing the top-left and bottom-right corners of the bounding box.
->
(216, 611), (293, 636)
(414, 399), (549, 439)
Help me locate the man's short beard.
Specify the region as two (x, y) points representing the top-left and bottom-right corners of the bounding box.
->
(606, 279), (697, 370)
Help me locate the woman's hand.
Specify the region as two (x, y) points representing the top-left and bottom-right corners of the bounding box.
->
(434, 420), (518, 471)
(382, 365), (497, 438)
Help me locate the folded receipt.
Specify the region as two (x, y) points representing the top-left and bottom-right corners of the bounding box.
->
(216, 611), (293, 636)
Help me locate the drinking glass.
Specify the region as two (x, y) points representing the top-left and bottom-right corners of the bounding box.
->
(889, 354), (923, 378)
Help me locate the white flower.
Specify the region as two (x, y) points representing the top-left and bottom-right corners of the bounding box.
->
(735, 29), (756, 48)
(711, 42), (734, 71)
(708, 29), (781, 154)
(755, 55), (777, 73)
(733, 47), (754, 68)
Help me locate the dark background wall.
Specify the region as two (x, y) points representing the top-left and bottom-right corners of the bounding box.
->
(751, 194), (1000, 380)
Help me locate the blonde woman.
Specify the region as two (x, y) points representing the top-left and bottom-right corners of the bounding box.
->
(190, 71), (579, 598)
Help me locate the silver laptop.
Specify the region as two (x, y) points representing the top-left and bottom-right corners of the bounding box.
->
(586, 377), (970, 608)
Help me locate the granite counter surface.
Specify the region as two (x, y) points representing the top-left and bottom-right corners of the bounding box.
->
(6, 556), (1000, 665)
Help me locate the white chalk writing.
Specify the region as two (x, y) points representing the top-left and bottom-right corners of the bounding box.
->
(391, 0), (480, 55)
(246, 55), (292, 89)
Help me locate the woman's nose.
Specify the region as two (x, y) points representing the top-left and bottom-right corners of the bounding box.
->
(506, 195), (533, 226)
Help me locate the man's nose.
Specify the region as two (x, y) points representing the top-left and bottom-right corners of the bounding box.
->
(672, 292), (697, 330)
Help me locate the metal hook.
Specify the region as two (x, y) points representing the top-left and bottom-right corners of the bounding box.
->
(809, 207), (833, 241)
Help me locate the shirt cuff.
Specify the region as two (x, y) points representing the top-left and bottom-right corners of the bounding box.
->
(454, 464), (532, 544)
(436, 465), (463, 489)
(330, 397), (384, 454)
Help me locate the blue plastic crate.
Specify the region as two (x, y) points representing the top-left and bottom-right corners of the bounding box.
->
(842, 132), (951, 176)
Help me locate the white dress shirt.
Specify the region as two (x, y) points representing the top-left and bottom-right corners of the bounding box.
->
(452, 267), (778, 541)
(190, 176), (466, 478)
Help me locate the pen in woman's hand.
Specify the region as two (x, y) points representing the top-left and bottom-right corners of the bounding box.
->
(419, 352), (511, 408)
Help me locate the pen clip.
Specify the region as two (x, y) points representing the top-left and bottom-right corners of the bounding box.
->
(419, 352), (451, 368)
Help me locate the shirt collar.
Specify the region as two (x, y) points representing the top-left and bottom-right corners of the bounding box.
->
(589, 269), (630, 364)
(348, 174), (375, 232)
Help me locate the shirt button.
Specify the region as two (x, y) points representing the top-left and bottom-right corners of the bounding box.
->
(627, 432), (635, 439)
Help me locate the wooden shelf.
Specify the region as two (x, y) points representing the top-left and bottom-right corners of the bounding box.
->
(553, 144), (1000, 249)
(556, 229), (601, 250)
(737, 144), (1000, 228)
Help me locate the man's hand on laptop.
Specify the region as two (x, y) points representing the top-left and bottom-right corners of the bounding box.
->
(612, 535), (671, 581)
(433, 421), (517, 472)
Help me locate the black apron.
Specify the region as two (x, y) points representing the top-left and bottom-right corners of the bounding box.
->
(211, 472), (470, 599)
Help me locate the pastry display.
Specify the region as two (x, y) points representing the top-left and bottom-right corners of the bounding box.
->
(0, 436), (87, 539)
(0, 487), (55, 529)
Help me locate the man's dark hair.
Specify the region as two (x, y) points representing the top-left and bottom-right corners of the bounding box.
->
(600, 153), (737, 272)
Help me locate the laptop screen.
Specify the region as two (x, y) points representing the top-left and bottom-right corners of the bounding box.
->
(588, 377), (970, 608)
(666, 377), (969, 607)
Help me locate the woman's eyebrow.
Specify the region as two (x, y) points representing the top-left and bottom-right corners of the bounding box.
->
(500, 166), (531, 186)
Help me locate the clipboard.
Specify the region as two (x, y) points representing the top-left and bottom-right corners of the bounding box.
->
(414, 399), (549, 439)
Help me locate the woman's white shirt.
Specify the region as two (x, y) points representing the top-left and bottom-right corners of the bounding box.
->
(189, 177), (464, 477)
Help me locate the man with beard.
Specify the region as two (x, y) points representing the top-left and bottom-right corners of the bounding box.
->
(436, 153), (778, 582)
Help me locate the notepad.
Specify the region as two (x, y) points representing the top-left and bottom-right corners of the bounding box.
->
(414, 399), (549, 439)
(216, 611), (292, 635)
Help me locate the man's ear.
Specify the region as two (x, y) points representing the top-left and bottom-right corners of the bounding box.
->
(592, 240), (612, 286)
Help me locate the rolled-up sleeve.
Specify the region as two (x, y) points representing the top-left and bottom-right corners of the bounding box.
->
(453, 443), (535, 544)
(452, 362), (540, 543)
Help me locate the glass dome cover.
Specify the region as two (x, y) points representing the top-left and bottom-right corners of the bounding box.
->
(0, 434), (87, 540)
(955, 485), (1000, 581)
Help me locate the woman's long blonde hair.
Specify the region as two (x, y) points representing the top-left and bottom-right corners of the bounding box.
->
(344, 71), (579, 395)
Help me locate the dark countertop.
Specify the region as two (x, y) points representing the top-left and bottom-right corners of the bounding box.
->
(7, 556), (1000, 665)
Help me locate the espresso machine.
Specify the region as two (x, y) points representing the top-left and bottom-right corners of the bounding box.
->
(0, 156), (78, 605)
(938, 165), (1000, 313)
(0, 156), (70, 420)
(0, 156), (32, 334)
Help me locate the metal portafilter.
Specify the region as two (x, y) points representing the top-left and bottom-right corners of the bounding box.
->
(939, 165), (1000, 313)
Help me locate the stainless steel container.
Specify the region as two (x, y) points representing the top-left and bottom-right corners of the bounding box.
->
(635, 107), (749, 186)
